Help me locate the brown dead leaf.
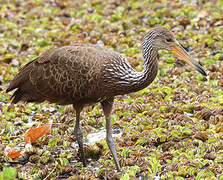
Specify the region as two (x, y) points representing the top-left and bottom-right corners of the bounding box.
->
(194, 131), (208, 141)
(24, 121), (52, 144)
(4, 145), (22, 159)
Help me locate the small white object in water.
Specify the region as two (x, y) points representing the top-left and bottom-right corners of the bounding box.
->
(86, 128), (122, 145)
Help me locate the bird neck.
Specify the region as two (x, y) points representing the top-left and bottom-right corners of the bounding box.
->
(129, 44), (158, 92)
(104, 38), (158, 96)
(141, 43), (158, 83)
(116, 43), (158, 94)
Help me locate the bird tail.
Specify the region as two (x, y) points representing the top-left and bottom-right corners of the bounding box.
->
(6, 59), (44, 103)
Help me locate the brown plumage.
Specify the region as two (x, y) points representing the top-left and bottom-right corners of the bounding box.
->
(7, 27), (206, 171)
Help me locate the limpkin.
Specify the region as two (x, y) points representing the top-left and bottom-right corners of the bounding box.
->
(7, 27), (206, 171)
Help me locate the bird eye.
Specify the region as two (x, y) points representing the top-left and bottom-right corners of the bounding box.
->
(166, 38), (172, 42)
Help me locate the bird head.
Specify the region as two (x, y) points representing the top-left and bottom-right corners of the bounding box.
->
(143, 27), (207, 76)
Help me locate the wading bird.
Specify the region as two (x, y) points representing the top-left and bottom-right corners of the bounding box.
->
(7, 27), (207, 171)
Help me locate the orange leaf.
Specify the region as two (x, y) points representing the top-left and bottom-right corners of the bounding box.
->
(4, 145), (23, 159)
(24, 121), (52, 144)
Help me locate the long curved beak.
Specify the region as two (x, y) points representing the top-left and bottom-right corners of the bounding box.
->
(170, 44), (207, 76)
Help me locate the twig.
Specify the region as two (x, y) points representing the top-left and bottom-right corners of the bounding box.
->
(43, 166), (57, 180)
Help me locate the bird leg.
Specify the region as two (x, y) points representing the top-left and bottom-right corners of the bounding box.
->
(73, 106), (87, 167)
(101, 98), (121, 172)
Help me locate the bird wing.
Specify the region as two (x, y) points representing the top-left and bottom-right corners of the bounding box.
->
(7, 45), (111, 104)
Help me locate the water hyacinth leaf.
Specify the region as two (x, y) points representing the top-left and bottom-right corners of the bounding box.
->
(1, 0), (222, 178)
(0, 167), (17, 180)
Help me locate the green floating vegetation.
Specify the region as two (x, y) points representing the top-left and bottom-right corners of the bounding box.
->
(0, 0), (222, 179)
(0, 167), (17, 180)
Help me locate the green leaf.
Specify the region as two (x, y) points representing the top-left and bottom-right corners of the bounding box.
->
(0, 167), (17, 180)
(2, 54), (14, 63)
(160, 86), (172, 94)
(138, 88), (149, 95)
